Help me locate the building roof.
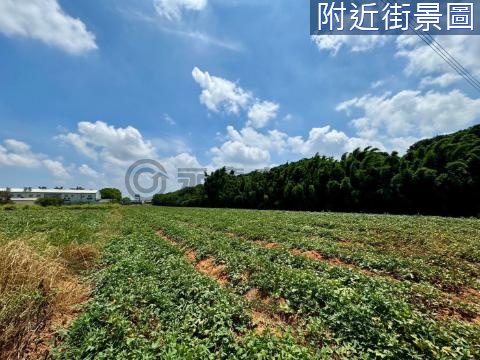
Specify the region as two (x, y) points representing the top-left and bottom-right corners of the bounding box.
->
(0, 188), (99, 194)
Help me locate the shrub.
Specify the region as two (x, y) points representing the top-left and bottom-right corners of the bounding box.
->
(36, 198), (64, 207)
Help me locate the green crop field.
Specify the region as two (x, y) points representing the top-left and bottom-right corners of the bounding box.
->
(1, 205), (479, 359)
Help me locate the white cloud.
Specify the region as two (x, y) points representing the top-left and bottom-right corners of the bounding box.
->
(225, 126), (289, 154)
(210, 86), (480, 169)
(370, 80), (385, 89)
(0, 138), (73, 180)
(59, 132), (98, 159)
(311, 35), (479, 95)
(58, 121), (157, 167)
(192, 67), (279, 129)
(154, 0), (207, 20)
(163, 113), (176, 125)
(79, 164), (101, 178)
(0, 139), (42, 167)
(43, 159), (71, 179)
(287, 126), (379, 158)
(57, 120), (208, 194)
(211, 140), (271, 169)
(0, 0), (97, 54)
(247, 101), (279, 129)
(420, 73), (462, 88)
(128, 152), (204, 194)
(118, 8), (243, 52)
(210, 124), (373, 169)
(210, 126), (287, 169)
(395, 35), (480, 86)
(192, 67), (252, 114)
(312, 35), (388, 54)
(337, 89), (480, 150)
(1, 123), (210, 194)
(308, 35), (480, 153)
(312, 35), (480, 92)
(3, 139), (31, 153)
(172, 29), (242, 52)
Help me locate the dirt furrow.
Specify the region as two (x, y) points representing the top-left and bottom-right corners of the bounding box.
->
(155, 229), (288, 335)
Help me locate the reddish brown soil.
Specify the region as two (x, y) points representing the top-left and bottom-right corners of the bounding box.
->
(195, 258), (228, 287)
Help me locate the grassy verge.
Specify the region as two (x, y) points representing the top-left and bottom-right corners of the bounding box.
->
(0, 205), (122, 359)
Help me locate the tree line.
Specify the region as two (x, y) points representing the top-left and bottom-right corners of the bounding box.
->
(153, 125), (480, 216)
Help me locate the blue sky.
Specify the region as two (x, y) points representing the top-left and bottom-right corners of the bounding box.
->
(1, 0), (479, 195)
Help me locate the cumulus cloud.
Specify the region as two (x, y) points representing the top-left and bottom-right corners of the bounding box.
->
(3, 139), (31, 153)
(191, 68), (366, 167)
(210, 86), (480, 169)
(124, 152), (204, 194)
(396, 35), (480, 82)
(312, 35), (479, 92)
(192, 67), (279, 127)
(312, 35), (389, 54)
(59, 132), (98, 160)
(154, 0), (207, 20)
(311, 35), (478, 81)
(420, 73), (462, 88)
(287, 126), (379, 157)
(0, 139), (43, 167)
(210, 124), (374, 169)
(337, 89), (480, 150)
(79, 164), (101, 178)
(225, 126), (289, 154)
(57, 120), (208, 194)
(43, 159), (71, 179)
(0, 138), (73, 180)
(210, 126), (287, 169)
(0, 0), (97, 54)
(211, 140), (271, 169)
(247, 101), (279, 129)
(309, 35), (480, 153)
(58, 121), (157, 166)
(192, 67), (252, 114)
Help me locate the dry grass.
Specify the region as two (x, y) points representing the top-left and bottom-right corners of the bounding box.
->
(59, 244), (99, 272)
(0, 241), (91, 359)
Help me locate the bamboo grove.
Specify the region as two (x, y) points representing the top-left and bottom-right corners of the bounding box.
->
(153, 125), (480, 217)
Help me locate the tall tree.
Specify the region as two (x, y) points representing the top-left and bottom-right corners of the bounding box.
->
(100, 188), (122, 203)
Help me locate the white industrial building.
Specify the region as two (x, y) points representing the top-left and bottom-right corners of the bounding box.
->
(0, 187), (101, 205)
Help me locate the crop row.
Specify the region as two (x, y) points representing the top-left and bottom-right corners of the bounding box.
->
(162, 216), (480, 320)
(154, 207), (480, 293)
(141, 208), (480, 359)
(55, 214), (336, 359)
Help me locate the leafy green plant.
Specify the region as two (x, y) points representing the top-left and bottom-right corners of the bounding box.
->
(36, 197), (64, 207)
(2, 206), (478, 358)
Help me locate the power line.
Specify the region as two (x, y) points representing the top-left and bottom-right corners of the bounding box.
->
(420, 34), (480, 89)
(379, 0), (480, 92)
(416, 33), (480, 91)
